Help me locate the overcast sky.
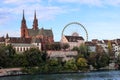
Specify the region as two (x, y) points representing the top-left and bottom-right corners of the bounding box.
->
(0, 0), (120, 41)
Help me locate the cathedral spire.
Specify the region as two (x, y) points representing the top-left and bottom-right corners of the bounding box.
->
(21, 10), (27, 38)
(22, 10), (25, 20)
(34, 10), (36, 20)
(6, 33), (9, 39)
(33, 10), (38, 30)
(21, 10), (27, 28)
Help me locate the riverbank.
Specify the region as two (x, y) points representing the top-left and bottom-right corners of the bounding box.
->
(0, 70), (120, 80)
(0, 68), (27, 77)
(0, 67), (118, 77)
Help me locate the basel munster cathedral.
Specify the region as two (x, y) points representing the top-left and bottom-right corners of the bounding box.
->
(0, 10), (54, 52)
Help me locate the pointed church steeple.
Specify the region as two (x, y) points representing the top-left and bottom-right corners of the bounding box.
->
(33, 10), (38, 30)
(21, 10), (26, 26)
(34, 10), (36, 20)
(21, 10), (27, 38)
(22, 10), (25, 20)
(6, 33), (9, 39)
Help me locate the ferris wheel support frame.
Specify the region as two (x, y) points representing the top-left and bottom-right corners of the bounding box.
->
(61, 22), (88, 41)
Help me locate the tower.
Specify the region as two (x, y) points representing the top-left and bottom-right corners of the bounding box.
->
(32, 10), (38, 30)
(21, 10), (28, 38)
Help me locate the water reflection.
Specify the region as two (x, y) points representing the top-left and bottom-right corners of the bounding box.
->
(0, 70), (120, 80)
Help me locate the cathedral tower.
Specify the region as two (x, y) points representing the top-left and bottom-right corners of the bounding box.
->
(32, 10), (38, 30)
(21, 10), (28, 38)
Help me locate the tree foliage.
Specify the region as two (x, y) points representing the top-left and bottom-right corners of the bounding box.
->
(45, 43), (61, 50)
(77, 58), (88, 70)
(23, 48), (42, 67)
(61, 43), (70, 50)
(64, 59), (77, 71)
(72, 44), (89, 59)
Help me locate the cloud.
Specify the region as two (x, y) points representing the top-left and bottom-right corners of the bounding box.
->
(104, 0), (120, 6)
(10, 4), (66, 21)
(0, 0), (68, 25)
(0, 30), (20, 37)
(58, 0), (102, 6)
(50, 0), (120, 7)
(0, 8), (13, 25)
(3, 0), (41, 5)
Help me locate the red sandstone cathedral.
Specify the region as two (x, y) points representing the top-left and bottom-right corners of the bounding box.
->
(0, 10), (54, 51)
(21, 10), (54, 49)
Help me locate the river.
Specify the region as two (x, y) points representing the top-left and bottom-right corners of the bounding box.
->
(0, 70), (120, 80)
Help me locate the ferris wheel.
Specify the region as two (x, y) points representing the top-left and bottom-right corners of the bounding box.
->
(61, 22), (88, 41)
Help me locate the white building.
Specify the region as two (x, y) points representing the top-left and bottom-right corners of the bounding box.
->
(0, 35), (42, 53)
(61, 32), (84, 50)
(47, 51), (78, 61)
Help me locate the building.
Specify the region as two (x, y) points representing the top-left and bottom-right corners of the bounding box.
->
(21, 10), (54, 50)
(85, 41), (96, 52)
(0, 34), (41, 53)
(0, 10), (54, 52)
(61, 32), (84, 50)
(47, 51), (78, 61)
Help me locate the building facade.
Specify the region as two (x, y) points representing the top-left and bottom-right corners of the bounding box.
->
(0, 10), (54, 52)
(61, 32), (84, 50)
(21, 10), (54, 50)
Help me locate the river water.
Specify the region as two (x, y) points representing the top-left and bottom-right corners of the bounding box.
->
(0, 70), (120, 80)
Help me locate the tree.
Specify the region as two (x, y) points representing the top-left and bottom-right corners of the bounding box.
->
(5, 44), (16, 57)
(23, 48), (42, 67)
(0, 44), (16, 68)
(88, 51), (109, 69)
(87, 52), (97, 67)
(41, 51), (48, 62)
(64, 59), (77, 71)
(72, 46), (79, 52)
(61, 43), (70, 50)
(77, 58), (88, 70)
(72, 44), (89, 59)
(108, 41), (114, 61)
(12, 54), (28, 67)
(45, 43), (61, 50)
(48, 58), (62, 72)
(95, 53), (109, 69)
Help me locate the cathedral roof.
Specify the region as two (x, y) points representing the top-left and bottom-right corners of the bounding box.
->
(27, 28), (53, 37)
(28, 29), (39, 36)
(8, 37), (31, 43)
(31, 38), (42, 43)
(43, 29), (53, 37)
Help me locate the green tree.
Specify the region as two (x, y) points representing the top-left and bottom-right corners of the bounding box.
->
(23, 48), (42, 67)
(72, 46), (79, 52)
(95, 53), (109, 69)
(72, 44), (89, 59)
(48, 58), (62, 72)
(77, 58), (88, 70)
(64, 59), (77, 71)
(45, 43), (61, 50)
(41, 51), (48, 62)
(12, 54), (28, 67)
(88, 52), (109, 69)
(5, 44), (16, 57)
(0, 44), (16, 68)
(61, 43), (70, 50)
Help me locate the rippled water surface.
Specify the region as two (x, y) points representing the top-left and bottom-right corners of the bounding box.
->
(0, 70), (120, 80)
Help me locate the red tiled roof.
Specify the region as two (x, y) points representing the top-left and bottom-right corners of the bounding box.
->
(85, 41), (96, 46)
(65, 36), (84, 42)
(8, 37), (31, 43)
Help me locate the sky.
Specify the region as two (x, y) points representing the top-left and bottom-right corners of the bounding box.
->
(0, 0), (120, 41)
